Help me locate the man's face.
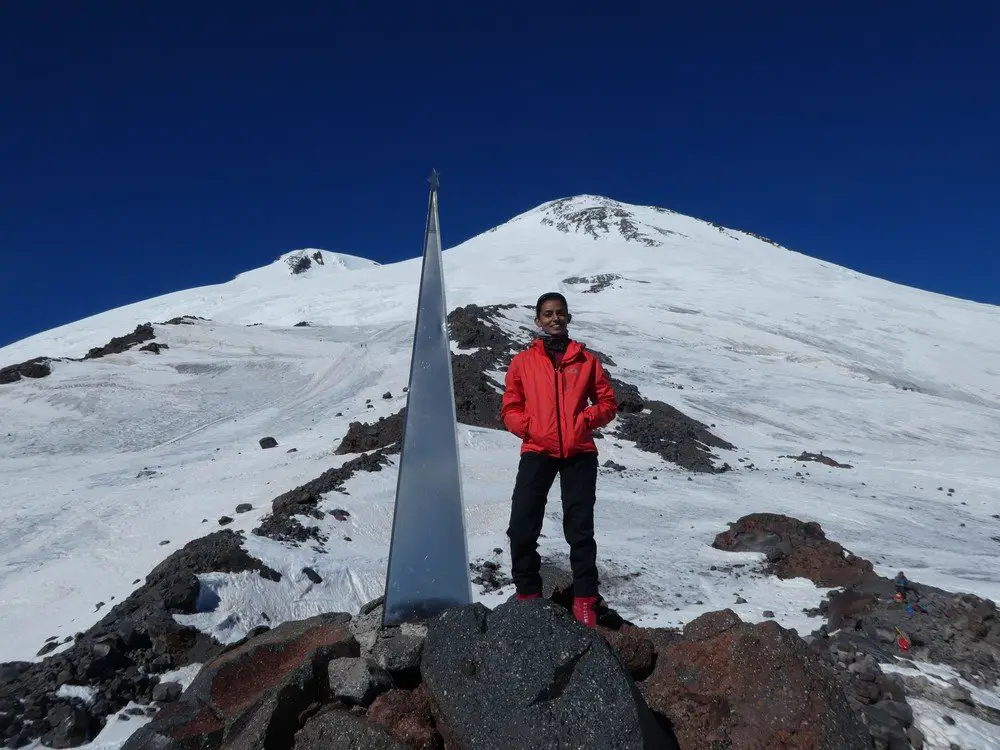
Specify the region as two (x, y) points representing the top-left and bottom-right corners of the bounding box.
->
(536, 299), (569, 336)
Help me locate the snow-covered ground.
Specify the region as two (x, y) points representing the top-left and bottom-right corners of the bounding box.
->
(2, 197), (1000, 748)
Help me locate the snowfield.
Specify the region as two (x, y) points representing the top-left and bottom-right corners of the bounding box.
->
(2, 196), (999, 749)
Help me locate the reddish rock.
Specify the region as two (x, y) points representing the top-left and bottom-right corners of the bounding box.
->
(121, 613), (357, 749)
(713, 513), (874, 587)
(368, 685), (443, 750)
(640, 610), (871, 750)
(599, 625), (656, 679)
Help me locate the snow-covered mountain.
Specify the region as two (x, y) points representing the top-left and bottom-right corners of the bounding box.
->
(2, 195), (1000, 748)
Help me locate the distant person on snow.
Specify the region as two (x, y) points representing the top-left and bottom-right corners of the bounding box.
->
(500, 292), (619, 627)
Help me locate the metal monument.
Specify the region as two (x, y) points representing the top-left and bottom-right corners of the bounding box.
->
(382, 171), (472, 627)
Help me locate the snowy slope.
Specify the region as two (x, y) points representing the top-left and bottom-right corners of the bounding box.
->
(2, 196), (1000, 747)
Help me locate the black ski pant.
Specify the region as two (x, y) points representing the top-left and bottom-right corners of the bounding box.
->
(507, 451), (599, 597)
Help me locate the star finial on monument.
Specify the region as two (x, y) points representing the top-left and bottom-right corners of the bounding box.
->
(428, 169), (440, 190)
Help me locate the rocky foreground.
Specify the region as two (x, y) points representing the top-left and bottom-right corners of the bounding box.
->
(4, 513), (998, 749)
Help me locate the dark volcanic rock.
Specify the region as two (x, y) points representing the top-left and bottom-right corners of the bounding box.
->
(159, 316), (207, 326)
(121, 613), (357, 750)
(783, 451), (853, 469)
(446, 304), (520, 431)
(41, 704), (93, 749)
(0, 357), (52, 385)
(0, 531), (280, 748)
(421, 599), (676, 749)
(295, 707), (407, 749)
(713, 513), (874, 587)
(613, 398), (735, 473)
(641, 610), (871, 750)
(84, 324), (155, 359)
(259, 436), (278, 449)
(138, 342), (169, 354)
(253, 449), (391, 543)
(336, 410), (405, 454)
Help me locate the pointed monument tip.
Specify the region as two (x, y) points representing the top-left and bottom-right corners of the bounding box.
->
(428, 169), (439, 190)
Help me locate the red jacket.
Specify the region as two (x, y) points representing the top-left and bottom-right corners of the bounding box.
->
(501, 338), (618, 457)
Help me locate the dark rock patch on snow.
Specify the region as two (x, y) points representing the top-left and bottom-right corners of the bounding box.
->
(286, 252), (313, 274)
(469, 554), (512, 594)
(336, 410), (405, 455)
(446, 303), (520, 431)
(253, 449), (392, 544)
(540, 198), (662, 247)
(259, 436), (278, 449)
(783, 451), (854, 468)
(713, 513), (875, 587)
(563, 273), (624, 293)
(0, 531), (280, 748)
(0, 357), (52, 384)
(159, 315), (207, 325)
(84, 324), (155, 360)
(602, 381), (734, 473)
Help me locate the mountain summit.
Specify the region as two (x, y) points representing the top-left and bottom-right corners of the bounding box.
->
(1, 195), (999, 748)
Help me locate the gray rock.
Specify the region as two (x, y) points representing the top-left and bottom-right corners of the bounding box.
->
(371, 633), (424, 674)
(294, 708), (406, 749)
(327, 657), (392, 706)
(945, 683), (973, 704)
(41, 704), (92, 749)
(349, 598), (384, 657)
(235, 503), (253, 513)
(152, 681), (183, 703)
(848, 660), (877, 681)
(876, 699), (914, 726)
(421, 599), (676, 750)
(906, 725), (925, 749)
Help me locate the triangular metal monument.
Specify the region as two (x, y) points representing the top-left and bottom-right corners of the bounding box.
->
(382, 171), (472, 627)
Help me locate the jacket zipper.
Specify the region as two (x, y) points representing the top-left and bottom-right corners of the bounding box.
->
(553, 363), (564, 458)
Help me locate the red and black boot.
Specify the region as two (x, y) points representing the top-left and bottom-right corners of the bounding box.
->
(572, 595), (599, 627)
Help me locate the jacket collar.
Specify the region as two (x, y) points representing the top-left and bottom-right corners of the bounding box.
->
(530, 337), (584, 362)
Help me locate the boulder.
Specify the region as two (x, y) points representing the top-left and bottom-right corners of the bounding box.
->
(640, 609), (871, 749)
(420, 599), (676, 749)
(294, 708), (407, 749)
(328, 657), (392, 706)
(368, 686), (443, 750)
(121, 612), (356, 749)
(259, 437), (278, 449)
(713, 513), (874, 587)
(372, 632), (424, 675)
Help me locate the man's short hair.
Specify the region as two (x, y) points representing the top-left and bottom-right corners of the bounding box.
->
(535, 292), (568, 318)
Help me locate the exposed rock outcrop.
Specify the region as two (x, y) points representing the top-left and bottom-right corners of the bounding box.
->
(713, 513), (875, 587)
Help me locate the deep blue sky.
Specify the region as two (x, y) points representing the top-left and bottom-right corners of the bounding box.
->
(1, 1), (996, 347)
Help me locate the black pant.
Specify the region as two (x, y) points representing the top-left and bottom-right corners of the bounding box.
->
(507, 451), (599, 597)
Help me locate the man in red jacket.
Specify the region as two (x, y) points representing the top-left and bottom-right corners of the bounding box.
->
(500, 292), (619, 627)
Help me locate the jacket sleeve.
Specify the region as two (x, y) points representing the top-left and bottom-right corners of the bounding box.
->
(501, 356), (530, 438)
(583, 358), (618, 429)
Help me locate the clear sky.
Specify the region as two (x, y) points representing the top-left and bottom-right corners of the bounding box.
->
(1, 1), (996, 347)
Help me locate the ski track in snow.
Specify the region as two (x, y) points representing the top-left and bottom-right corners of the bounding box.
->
(2, 211), (1000, 747)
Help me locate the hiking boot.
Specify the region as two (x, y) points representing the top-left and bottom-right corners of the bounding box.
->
(573, 595), (599, 627)
(515, 592), (541, 601)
